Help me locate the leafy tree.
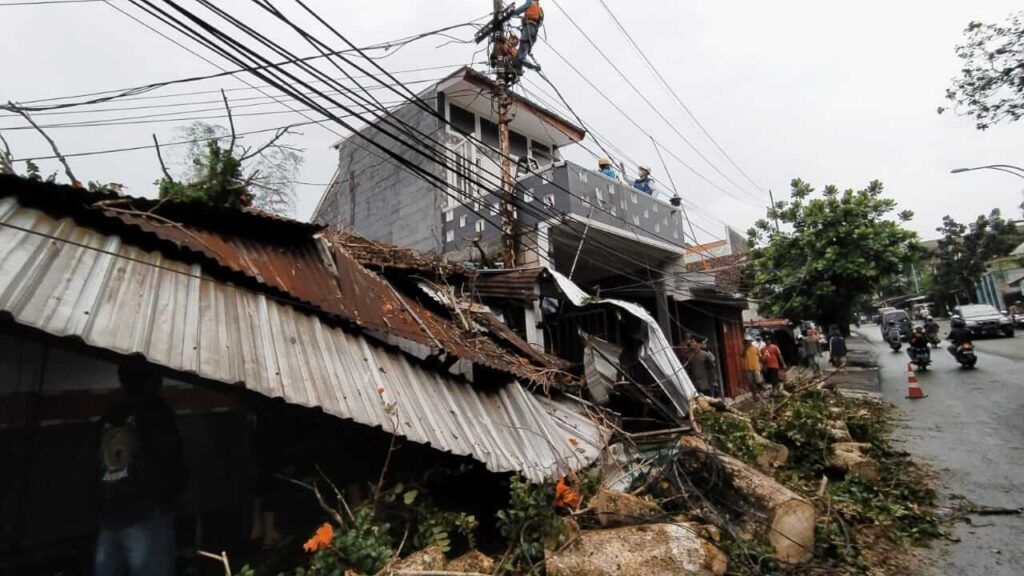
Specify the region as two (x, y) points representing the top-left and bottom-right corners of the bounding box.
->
(930, 209), (1024, 310)
(159, 120), (303, 215)
(940, 11), (1024, 129)
(745, 179), (917, 332)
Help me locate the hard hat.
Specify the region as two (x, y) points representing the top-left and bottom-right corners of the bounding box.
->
(597, 157), (612, 167)
(638, 165), (651, 173)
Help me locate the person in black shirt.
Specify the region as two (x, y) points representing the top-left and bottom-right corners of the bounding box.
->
(94, 360), (186, 576)
(947, 317), (973, 357)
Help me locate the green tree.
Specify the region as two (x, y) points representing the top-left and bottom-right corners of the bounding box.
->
(159, 121), (303, 215)
(940, 11), (1024, 129)
(745, 179), (917, 332)
(930, 209), (1024, 310)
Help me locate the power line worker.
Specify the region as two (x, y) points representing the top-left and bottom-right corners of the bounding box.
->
(512, 0), (543, 71)
(597, 157), (620, 181)
(633, 165), (655, 196)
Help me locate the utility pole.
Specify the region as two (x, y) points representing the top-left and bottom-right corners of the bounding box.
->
(768, 189), (781, 233)
(492, 0), (517, 268)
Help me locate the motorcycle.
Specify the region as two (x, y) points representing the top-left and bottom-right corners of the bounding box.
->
(908, 345), (931, 370)
(925, 332), (941, 349)
(953, 342), (977, 369)
(888, 335), (902, 352)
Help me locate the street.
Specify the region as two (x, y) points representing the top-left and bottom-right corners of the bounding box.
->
(855, 326), (1024, 575)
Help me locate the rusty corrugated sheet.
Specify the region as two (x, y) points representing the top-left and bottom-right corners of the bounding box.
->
(0, 196), (607, 481)
(472, 268), (548, 302)
(103, 208), (563, 387)
(326, 229), (468, 278)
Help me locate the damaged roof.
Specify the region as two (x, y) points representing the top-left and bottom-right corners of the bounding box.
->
(0, 177), (607, 480)
(0, 177), (566, 387)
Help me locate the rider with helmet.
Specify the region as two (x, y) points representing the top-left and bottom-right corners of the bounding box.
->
(885, 320), (901, 344)
(947, 316), (973, 356)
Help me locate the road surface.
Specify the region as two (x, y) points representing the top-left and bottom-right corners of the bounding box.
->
(855, 326), (1024, 575)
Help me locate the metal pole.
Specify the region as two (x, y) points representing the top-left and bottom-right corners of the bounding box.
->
(493, 0), (516, 268)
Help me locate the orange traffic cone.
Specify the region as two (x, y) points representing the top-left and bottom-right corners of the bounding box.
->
(905, 363), (927, 399)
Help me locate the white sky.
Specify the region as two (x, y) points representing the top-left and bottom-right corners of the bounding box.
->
(2, 0), (1023, 242)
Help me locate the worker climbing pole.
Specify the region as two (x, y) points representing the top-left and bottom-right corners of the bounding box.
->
(477, 1), (544, 268)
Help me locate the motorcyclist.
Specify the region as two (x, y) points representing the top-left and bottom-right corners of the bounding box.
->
(885, 320), (901, 344)
(947, 317), (973, 357)
(908, 325), (929, 364)
(923, 315), (940, 345)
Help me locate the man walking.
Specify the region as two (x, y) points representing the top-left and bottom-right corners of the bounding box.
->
(741, 336), (764, 392)
(95, 360), (187, 576)
(760, 335), (786, 394)
(801, 328), (822, 375)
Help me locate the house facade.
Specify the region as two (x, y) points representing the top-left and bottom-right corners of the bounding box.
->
(311, 67), (750, 397)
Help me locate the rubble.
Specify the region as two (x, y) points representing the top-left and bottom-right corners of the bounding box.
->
(545, 523), (727, 576)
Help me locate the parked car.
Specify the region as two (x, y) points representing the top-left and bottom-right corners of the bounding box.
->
(879, 310), (911, 341)
(955, 304), (1015, 338)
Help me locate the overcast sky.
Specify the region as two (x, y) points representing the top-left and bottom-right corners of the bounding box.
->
(2, 0), (1023, 242)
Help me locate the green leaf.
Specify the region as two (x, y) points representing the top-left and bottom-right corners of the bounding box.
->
(403, 489), (418, 505)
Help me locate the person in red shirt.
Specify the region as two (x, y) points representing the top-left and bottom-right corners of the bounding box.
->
(760, 335), (787, 394)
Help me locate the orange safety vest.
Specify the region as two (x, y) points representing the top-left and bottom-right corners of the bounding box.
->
(524, 0), (543, 22)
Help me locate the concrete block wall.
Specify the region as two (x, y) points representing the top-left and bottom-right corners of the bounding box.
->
(312, 97), (447, 255)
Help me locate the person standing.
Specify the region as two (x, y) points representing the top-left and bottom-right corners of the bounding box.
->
(760, 335), (786, 394)
(95, 360), (186, 576)
(632, 166), (655, 196)
(597, 157), (621, 181)
(512, 0), (543, 71)
(684, 336), (720, 396)
(801, 328), (822, 375)
(828, 331), (848, 369)
(741, 337), (764, 392)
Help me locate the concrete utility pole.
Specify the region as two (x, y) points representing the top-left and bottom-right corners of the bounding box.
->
(493, 0), (517, 268)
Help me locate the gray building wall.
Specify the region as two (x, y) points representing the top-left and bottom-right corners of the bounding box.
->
(312, 94), (447, 254)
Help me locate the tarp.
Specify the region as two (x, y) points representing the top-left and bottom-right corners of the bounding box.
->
(549, 270), (697, 416)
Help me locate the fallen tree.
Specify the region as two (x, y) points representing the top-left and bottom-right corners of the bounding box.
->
(677, 436), (816, 564)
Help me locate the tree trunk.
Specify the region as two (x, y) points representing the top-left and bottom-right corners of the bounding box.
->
(678, 436), (815, 564)
(706, 411), (789, 470)
(545, 523), (727, 576)
(827, 442), (879, 482)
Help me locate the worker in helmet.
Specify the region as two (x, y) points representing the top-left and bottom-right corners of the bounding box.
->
(633, 166), (655, 196)
(512, 0), (543, 71)
(597, 157), (620, 181)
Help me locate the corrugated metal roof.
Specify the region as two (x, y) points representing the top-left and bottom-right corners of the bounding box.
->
(472, 268), (548, 302)
(0, 197), (606, 481)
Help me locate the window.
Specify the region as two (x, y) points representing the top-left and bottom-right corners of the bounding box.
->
(643, 209), (649, 219)
(631, 193), (638, 204)
(447, 138), (475, 205)
(449, 103), (476, 136)
(446, 229), (455, 243)
(524, 188), (534, 202)
(578, 170), (588, 183)
(655, 223), (661, 233)
(480, 118), (499, 148)
(595, 187), (604, 202)
(632, 214), (640, 225)
(510, 131), (528, 158)
(544, 194), (555, 207)
(445, 210), (454, 222)
(459, 214), (467, 228)
(475, 219), (485, 232)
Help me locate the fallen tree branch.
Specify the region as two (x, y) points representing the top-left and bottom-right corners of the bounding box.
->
(152, 134), (175, 183)
(4, 102), (78, 186)
(964, 505), (1023, 516)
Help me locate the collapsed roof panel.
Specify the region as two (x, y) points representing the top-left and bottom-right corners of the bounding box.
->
(0, 195), (607, 481)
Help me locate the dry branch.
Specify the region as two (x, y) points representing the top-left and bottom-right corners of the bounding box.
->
(4, 102), (78, 186)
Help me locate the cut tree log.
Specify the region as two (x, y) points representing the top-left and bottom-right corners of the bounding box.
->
(678, 436), (815, 564)
(707, 412), (789, 470)
(590, 489), (664, 527)
(826, 420), (853, 442)
(545, 523), (727, 576)
(828, 442), (879, 482)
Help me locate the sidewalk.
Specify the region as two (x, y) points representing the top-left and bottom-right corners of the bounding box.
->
(816, 331), (881, 394)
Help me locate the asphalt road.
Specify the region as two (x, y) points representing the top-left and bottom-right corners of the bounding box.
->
(855, 325), (1024, 575)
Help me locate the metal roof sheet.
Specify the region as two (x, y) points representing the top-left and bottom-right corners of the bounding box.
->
(0, 197), (606, 481)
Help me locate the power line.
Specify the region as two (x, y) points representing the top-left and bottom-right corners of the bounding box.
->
(0, 0), (100, 5)
(547, 0), (765, 204)
(595, 0), (766, 194)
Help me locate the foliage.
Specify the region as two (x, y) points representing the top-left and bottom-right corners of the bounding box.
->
(495, 476), (565, 573)
(295, 509), (393, 576)
(930, 208), (1024, 311)
(160, 121), (303, 215)
(940, 12), (1024, 129)
(377, 482), (477, 553)
(745, 178), (917, 331)
(700, 410), (761, 463)
(755, 389), (832, 474)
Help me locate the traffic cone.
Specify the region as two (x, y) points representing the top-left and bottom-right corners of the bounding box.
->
(905, 363), (927, 399)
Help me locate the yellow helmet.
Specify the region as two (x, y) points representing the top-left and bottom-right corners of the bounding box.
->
(597, 157), (612, 167)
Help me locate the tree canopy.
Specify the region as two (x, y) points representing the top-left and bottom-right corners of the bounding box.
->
(940, 11), (1024, 130)
(745, 179), (917, 331)
(929, 209), (1024, 310)
(157, 120), (303, 216)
